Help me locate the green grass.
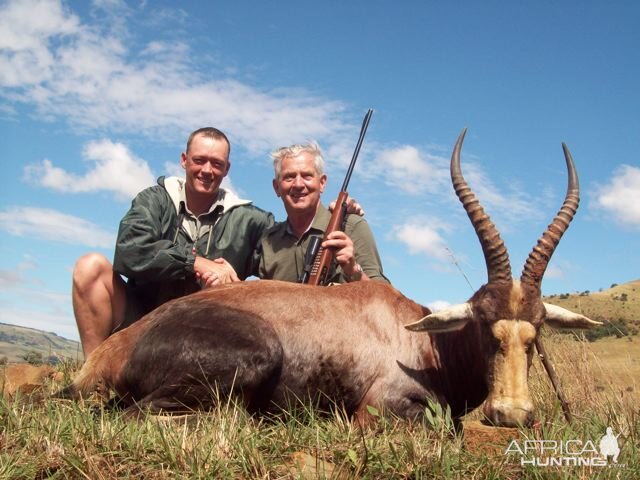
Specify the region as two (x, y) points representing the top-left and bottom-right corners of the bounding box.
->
(1, 333), (639, 479)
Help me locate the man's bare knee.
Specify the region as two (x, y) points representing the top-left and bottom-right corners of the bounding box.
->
(73, 253), (126, 356)
(73, 253), (113, 289)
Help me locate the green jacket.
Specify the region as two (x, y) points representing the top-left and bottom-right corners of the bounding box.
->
(114, 176), (274, 325)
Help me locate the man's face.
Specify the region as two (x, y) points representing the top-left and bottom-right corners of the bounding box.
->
(181, 134), (230, 198)
(273, 151), (327, 217)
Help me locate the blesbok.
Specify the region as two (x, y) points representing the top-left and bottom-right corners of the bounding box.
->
(62, 129), (600, 427)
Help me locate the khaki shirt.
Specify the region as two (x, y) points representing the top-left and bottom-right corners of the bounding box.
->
(258, 204), (389, 284)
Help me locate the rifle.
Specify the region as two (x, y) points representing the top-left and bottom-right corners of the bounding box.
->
(299, 109), (373, 285)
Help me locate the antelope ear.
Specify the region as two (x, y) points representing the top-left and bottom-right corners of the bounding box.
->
(544, 303), (603, 329)
(405, 303), (473, 333)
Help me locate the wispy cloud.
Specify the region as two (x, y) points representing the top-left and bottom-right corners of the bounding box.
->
(544, 263), (566, 279)
(459, 162), (538, 226)
(367, 142), (538, 232)
(593, 164), (640, 229)
(0, 206), (114, 248)
(0, 255), (77, 340)
(0, 256), (36, 289)
(0, 305), (78, 341)
(0, 0), (351, 157)
(392, 220), (451, 261)
(369, 145), (449, 195)
(24, 139), (155, 200)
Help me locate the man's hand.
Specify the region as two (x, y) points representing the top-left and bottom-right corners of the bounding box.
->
(328, 195), (364, 216)
(194, 257), (240, 288)
(321, 231), (367, 281)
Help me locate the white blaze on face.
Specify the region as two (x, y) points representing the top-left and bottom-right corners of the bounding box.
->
(483, 319), (536, 427)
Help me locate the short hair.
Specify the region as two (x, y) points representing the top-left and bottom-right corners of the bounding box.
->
(186, 127), (231, 155)
(271, 141), (325, 180)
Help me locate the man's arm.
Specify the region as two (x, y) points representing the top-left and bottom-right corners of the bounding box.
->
(200, 207), (275, 286)
(344, 216), (389, 283)
(113, 186), (196, 281)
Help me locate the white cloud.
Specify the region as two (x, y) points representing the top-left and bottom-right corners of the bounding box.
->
(0, 0), (78, 52)
(162, 160), (183, 178)
(544, 264), (565, 279)
(459, 162), (537, 224)
(0, 256), (36, 289)
(0, 206), (114, 248)
(367, 144), (537, 233)
(369, 145), (449, 195)
(0, 255), (77, 340)
(24, 139), (155, 200)
(0, 269), (22, 289)
(0, 0), (351, 158)
(594, 164), (640, 228)
(393, 221), (451, 261)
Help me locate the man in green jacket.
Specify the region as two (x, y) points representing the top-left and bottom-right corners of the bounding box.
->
(72, 127), (274, 357)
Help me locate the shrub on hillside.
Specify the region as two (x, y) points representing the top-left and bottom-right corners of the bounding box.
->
(572, 318), (634, 342)
(21, 350), (43, 365)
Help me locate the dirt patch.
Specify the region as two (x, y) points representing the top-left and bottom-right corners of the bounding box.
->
(462, 420), (520, 456)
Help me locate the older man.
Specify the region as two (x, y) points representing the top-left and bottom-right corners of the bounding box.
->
(73, 127), (274, 356)
(258, 142), (388, 284)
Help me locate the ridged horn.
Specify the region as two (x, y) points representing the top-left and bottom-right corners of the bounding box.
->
(520, 143), (579, 287)
(451, 128), (512, 284)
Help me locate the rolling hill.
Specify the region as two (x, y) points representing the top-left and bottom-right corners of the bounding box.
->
(544, 279), (640, 340)
(0, 322), (82, 364)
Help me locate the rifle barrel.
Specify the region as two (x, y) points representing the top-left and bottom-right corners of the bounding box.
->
(341, 109), (373, 191)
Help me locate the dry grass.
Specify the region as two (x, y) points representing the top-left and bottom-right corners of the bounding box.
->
(545, 279), (640, 323)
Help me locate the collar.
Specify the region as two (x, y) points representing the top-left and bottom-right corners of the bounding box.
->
(284, 203), (330, 238)
(162, 176), (252, 217)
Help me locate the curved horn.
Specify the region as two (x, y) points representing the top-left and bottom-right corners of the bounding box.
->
(520, 143), (579, 287)
(451, 128), (512, 284)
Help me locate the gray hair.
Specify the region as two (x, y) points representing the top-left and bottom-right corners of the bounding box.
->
(271, 141), (325, 180)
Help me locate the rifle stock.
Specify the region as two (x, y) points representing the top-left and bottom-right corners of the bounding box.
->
(302, 109), (373, 286)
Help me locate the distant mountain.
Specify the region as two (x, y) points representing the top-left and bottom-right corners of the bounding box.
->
(0, 323), (82, 364)
(544, 279), (640, 341)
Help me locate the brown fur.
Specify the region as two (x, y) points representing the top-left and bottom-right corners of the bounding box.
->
(67, 281), (446, 417)
(64, 273), (591, 426)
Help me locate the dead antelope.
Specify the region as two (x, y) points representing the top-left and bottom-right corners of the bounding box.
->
(61, 128), (600, 427)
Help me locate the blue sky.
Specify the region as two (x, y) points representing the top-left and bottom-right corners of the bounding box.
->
(0, 0), (638, 341)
